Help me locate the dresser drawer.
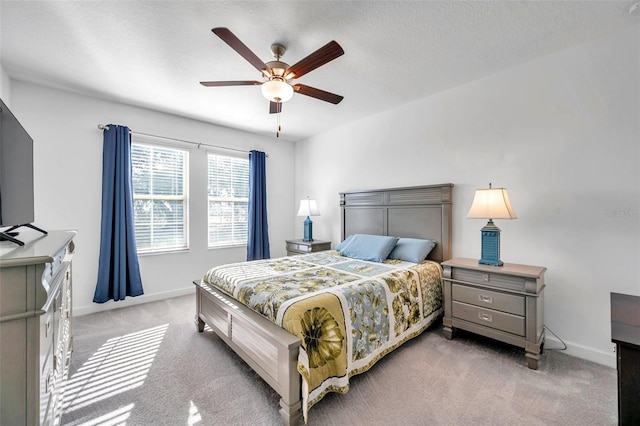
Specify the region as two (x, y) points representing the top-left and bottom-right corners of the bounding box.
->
(39, 307), (54, 373)
(452, 284), (524, 316)
(452, 301), (525, 336)
(42, 246), (69, 291)
(40, 365), (54, 424)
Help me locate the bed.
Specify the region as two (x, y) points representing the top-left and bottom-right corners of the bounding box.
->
(193, 183), (453, 425)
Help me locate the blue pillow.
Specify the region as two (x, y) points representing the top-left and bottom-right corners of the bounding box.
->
(335, 235), (355, 251)
(339, 234), (399, 263)
(388, 238), (437, 263)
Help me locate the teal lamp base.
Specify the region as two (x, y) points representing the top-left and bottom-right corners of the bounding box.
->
(303, 216), (314, 242)
(478, 219), (503, 266)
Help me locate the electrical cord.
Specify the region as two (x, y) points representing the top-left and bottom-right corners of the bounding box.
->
(543, 324), (567, 351)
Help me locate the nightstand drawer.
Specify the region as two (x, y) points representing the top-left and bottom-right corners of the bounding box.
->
(452, 284), (524, 316)
(285, 239), (331, 256)
(452, 301), (525, 336)
(287, 242), (310, 253)
(453, 269), (526, 292)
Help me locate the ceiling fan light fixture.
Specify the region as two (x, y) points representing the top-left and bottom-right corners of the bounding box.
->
(261, 78), (294, 103)
(265, 60), (289, 77)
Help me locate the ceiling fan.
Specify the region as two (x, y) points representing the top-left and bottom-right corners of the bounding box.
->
(200, 28), (345, 125)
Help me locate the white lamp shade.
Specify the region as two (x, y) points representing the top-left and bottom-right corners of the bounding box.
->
(297, 199), (320, 217)
(467, 187), (517, 219)
(261, 79), (294, 103)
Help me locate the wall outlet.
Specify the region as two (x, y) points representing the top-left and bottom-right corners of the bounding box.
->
(612, 344), (616, 353)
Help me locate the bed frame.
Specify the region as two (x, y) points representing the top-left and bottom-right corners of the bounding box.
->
(194, 183), (453, 425)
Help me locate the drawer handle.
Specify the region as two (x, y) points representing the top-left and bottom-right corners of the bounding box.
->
(479, 294), (493, 304)
(45, 319), (50, 338)
(478, 312), (493, 323)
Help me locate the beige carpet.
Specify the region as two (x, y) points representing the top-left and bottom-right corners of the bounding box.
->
(61, 294), (617, 425)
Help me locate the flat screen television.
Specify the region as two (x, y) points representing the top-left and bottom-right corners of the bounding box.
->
(0, 98), (46, 245)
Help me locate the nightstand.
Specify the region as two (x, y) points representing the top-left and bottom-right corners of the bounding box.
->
(285, 239), (331, 256)
(441, 257), (546, 369)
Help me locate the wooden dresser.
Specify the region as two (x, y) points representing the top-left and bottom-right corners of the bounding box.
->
(0, 230), (75, 425)
(611, 292), (640, 425)
(442, 257), (546, 369)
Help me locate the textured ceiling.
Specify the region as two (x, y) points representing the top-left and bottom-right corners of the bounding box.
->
(1, 1), (638, 141)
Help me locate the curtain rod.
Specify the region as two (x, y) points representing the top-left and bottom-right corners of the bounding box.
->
(97, 124), (268, 157)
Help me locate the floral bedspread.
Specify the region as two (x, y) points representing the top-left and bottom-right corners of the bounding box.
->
(202, 250), (443, 421)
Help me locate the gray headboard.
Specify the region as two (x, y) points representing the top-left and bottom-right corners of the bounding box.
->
(339, 183), (453, 263)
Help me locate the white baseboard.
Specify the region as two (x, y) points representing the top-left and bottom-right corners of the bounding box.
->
(545, 334), (616, 369)
(73, 286), (195, 317)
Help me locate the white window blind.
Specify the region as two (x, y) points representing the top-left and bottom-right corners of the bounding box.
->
(208, 154), (249, 247)
(131, 143), (189, 253)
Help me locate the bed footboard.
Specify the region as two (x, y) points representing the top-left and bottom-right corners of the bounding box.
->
(193, 280), (302, 426)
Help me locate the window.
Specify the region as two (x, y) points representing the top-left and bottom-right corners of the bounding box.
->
(131, 143), (189, 253)
(208, 154), (249, 247)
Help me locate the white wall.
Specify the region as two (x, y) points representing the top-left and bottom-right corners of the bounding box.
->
(9, 82), (295, 316)
(0, 3), (7, 101)
(295, 24), (640, 368)
(0, 64), (10, 104)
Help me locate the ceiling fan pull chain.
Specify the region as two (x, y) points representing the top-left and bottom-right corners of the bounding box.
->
(276, 112), (281, 138)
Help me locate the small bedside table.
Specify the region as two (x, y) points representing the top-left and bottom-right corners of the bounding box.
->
(285, 239), (331, 256)
(441, 257), (546, 369)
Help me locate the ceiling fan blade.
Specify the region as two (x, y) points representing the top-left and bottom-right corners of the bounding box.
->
(286, 40), (344, 79)
(269, 101), (282, 114)
(200, 80), (261, 87)
(212, 27), (271, 74)
(294, 84), (344, 104)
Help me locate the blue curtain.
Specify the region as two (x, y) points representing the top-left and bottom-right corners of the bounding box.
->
(247, 150), (270, 261)
(93, 124), (144, 303)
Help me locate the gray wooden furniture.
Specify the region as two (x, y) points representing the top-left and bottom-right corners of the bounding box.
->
(340, 184), (452, 262)
(0, 230), (75, 425)
(611, 292), (640, 425)
(194, 183), (453, 425)
(442, 257), (546, 369)
(285, 239), (331, 256)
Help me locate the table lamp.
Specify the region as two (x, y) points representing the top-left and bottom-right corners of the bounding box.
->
(467, 183), (517, 266)
(297, 198), (320, 242)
